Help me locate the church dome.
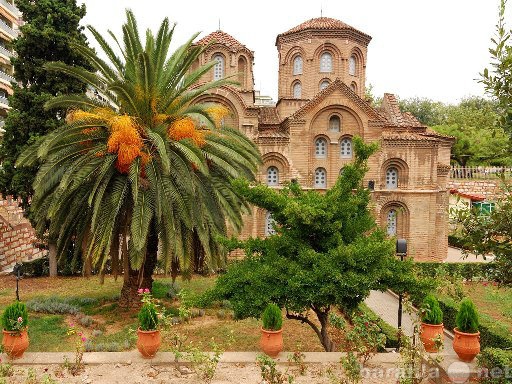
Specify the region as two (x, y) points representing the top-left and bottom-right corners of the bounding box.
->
(195, 30), (252, 55)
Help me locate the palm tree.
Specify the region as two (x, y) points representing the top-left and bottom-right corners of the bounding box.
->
(17, 10), (261, 307)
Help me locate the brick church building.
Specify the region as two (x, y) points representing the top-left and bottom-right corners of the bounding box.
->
(195, 17), (453, 261)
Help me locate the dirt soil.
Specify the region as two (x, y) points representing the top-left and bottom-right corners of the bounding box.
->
(4, 362), (398, 384)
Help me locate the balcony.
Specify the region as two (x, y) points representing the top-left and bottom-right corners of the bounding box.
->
(0, 0), (18, 16)
(0, 19), (18, 38)
(0, 69), (14, 84)
(0, 45), (13, 58)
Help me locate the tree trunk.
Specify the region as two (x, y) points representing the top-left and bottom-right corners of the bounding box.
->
(48, 242), (58, 277)
(286, 306), (335, 352)
(118, 222), (158, 308)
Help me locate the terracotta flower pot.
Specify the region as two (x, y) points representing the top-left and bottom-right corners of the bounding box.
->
(420, 322), (444, 352)
(453, 328), (480, 362)
(260, 327), (283, 358)
(136, 328), (161, 358)
(2, 329), (29, 359)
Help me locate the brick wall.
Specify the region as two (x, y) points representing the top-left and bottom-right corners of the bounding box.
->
(448, 180), (510, 201)
(0, 196), (46, 272)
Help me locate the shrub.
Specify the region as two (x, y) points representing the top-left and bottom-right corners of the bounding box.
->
(138, 289), (158, 331)
(261, 303), (282, 331)
(456, 298), (479, 333)
(421, 294), (443, 325)
(1, 301), (28, 332)
(478, 348), (512, 384)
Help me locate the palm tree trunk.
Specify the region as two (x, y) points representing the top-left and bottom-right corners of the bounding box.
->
(118, 220), (158, 308)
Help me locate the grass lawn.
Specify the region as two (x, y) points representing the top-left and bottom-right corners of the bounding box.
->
(462, 281), (512, 331)
(0, 274), (327, 352)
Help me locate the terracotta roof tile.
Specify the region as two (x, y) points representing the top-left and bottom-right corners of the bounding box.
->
(195, 30), (250, 53)
(279, 17), (362, 37)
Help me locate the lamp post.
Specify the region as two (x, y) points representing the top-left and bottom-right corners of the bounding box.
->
(396, 239), (407, 351)
(12, 262), (22, 301)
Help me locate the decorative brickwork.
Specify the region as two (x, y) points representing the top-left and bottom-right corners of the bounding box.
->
(0, 196), (46, 271)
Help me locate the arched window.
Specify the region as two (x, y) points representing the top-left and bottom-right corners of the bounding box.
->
(314, 168), (327, 188)
(293, 56), (303, 75)
(329, 115), (341, 132)
(315, 138), (327, 158)
(349, 55), (357, 76)
(350, 82), (357, 93)
(320, 52), (332, 72)
(386, 167), (398, 189)
(386, 209), (397, 236)
(265, 212), (276, 236)
(267, 166), (279, 186)
(238, 56), (247, 88)
(340, 138), (352, 158)
(213, 54), (224, 80)
(293, 81), (302, 98)
(320, 80), (330, 91)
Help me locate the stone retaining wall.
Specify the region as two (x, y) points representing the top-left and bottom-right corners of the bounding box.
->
(448, 180), (510, 201)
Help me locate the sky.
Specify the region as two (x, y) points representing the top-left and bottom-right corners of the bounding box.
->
(78, 0), (507, 104)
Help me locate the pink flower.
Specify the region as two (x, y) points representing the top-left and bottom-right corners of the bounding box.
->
(144, 288), (150, 293)
(81, 337), (87, 342)
(493, 282), (498, 286)
(482, 282), (488, 287)
(137, 288), (144, 294)
(78, 332), (83, 336)
(17, 316), (22, 323)
(69, 322), (74, 327)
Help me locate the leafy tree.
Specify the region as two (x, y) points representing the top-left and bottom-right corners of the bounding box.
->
(481, 0), (512, 139)
(398, 97), (446, 127)
(17, 11), (261, 307)
(0, 0), (92, 205)
(205, 138), (426, 351)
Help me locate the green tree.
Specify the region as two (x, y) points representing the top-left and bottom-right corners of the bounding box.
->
(0, 0), (92, 204)
(398, 97), (446, 126)
(205, 138), (425, 351)
(17, 11), (261, 307)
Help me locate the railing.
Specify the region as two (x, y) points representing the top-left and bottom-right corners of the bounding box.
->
(0, 45), (13, 58)
(0, 95), (8, 106)
(451, 166), (512, 180)
(0, 69), (15, 83)
(0, 18), (18, 38)
(0, 0), (18, 16)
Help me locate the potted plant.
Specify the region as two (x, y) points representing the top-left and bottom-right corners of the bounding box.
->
(260, 303), (283, 358)
(136, 288), (161, 358)
(419, 294), (444, 352)
(2, 301), (29, 359)
(453, 298), (480, 362)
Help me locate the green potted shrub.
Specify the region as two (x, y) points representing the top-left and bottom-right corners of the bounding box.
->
(419, 294), (444, 352)
(136, 289), (161, 358)
(2, 301), (29, 359)
(260, 303), (283, 358)
(453, 298), (480, 362)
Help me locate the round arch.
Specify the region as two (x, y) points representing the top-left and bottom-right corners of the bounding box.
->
(381, 158), (409, 189)
(379, 200), (410, 240)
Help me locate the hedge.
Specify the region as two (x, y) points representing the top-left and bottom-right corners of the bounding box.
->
(358, 303), (399, 349)
(415, 262), (497, 281)
(478, 348), (512, 384)
(437, 298), (512, 350)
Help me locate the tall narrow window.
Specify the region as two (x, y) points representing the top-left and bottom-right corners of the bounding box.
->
(329, 115), (341, 132)
(213, 54), (224, 80)
(238, 56), (247, 88)
(267, 166), (279, 186)
(320, 80), (330, 91)
(349, 55), (357, 76)
(314, 168), (327, 188)
(265, 212), (276, 236)
(315, 138), (327, 158)
(293, 82), (302, 98)
(350, 82), (357, 93)
(386, 209), (397, 236)
(340, 138), (352, 158)
(293, 56), (303, 75)
(320, 52), (332, 72)
(386, 167), (398, 189)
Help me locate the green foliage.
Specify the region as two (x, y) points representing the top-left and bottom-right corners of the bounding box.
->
(345, 310), (386, 364)
(420, 295), (443, 325)
(256, 354), (294, 384)
(0, 0), (92, 204)
(357, 303), (399, 349)
(138, 291), (158, 331)
(414, 262), (496, 282)
(1, 301), (28, 331)
(206, 138), (424, 351)
(340, 352), (362, 384)
(261, 303), (282, 331)
(478, 347), (512, 384)
(456, 298), (479, 333)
